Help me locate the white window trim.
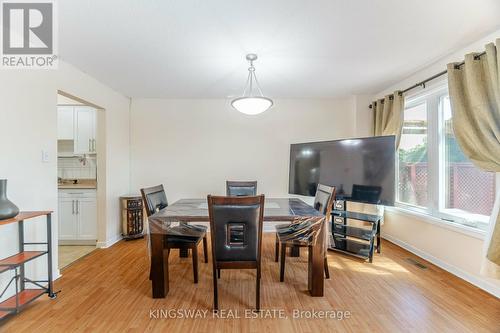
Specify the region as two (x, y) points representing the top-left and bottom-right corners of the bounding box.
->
(396, 78), (493, 231)
(385, 205), (486, 240)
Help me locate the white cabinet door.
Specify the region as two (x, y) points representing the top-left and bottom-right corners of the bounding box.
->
(58, 197), (78, 240)
(77, 198), (97, 240)
(74, 107), (96, 154)
(57, 107), (74, 140)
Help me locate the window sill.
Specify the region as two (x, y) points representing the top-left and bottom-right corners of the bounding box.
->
(384, 206), (486, 240)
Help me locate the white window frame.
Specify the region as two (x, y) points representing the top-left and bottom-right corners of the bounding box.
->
(395, 96), (429, 215)
(395, 78), (492, 230)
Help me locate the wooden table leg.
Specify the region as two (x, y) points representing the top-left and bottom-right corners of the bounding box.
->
(308, 223), (325, 297)
(179, 222), (189, 257)
(377, 221), (381, 253)
(151, 233), (169, 298)
(289, 246), (300, 257)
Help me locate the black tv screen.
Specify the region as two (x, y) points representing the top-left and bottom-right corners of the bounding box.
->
(289, 136), (395, 206)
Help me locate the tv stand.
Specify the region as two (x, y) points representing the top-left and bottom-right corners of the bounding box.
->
(328, 200), (382, 263)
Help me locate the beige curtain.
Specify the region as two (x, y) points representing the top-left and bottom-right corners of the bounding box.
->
(372, 91), (404, 148)
(447, 39), (500, 275)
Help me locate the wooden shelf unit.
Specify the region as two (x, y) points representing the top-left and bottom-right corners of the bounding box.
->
(0, 211), (56, 321)
(0, 289), (47, 310)
(0, 251), (48, 267)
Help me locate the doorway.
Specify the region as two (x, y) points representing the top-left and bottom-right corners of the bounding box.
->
(56, 91), (104, 269)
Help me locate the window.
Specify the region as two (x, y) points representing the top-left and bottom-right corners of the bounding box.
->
(398, 102), (428, 208)
(397, 81), (496, 230)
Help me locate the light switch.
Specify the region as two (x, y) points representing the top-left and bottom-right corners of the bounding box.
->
(41, 150), (50, 163)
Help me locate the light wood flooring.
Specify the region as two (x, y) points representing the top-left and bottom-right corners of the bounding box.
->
(2, 234), (499, 332)
(58, 245), (96, 269)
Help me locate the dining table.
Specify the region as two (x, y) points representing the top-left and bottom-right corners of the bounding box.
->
(148, 198), (326, 298)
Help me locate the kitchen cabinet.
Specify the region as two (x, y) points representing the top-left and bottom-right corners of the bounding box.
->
(57, 107), (74, 140)
(77, 198), (98, 240)
(57, 106), (97, 155)
(58, 190), (97, 244)
(58, 197), (78, 239)
(74, 107), (97, 154)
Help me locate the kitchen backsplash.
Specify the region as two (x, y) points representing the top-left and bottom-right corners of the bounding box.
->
(58, 157), (97, 179)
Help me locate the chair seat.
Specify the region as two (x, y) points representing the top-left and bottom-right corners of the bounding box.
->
(165, 224), (207, 241)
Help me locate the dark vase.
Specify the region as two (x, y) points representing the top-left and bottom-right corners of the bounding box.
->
(0, 179), (19, 220)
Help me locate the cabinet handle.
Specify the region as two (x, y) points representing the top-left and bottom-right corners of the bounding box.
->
(92, 139), (96, 152)
(76, 200), (79, 215)
(88, 139), (91, 152)
(72, 200), (75, 214)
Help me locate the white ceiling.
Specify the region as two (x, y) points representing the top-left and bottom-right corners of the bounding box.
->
(59, 0), (500, 98)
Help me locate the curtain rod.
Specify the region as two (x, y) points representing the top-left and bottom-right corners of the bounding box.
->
(369, 51), (487, 109)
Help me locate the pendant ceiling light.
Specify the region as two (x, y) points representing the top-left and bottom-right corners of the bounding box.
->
(231, 53), (273, 115)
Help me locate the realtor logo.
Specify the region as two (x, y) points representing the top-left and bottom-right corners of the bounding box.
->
(1, 0), (58, 68)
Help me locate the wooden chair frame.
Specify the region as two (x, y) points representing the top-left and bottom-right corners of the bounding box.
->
(277, 185), (335, 282)
(141, 185), (208, 284)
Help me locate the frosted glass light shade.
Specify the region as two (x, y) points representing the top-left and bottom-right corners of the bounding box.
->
(231, 97), (273, 115)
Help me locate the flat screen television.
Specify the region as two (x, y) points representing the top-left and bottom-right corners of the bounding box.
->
(288, 135), (395, 206)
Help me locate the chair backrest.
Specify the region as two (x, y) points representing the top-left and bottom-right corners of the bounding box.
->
(140, 185), (168, 217)
(351, 184), (382, 204)
(313, 184), (336, 218)
(226, 181), (257, 197)
(207, 195), (264, 262)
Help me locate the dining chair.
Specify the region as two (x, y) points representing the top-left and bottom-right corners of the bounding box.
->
(219, 181), (258, 278)
(141, 185), (208, 284)
(226, 181), (257, 196)
(207, 194), (264, 310)
(276, 184), (335, 282)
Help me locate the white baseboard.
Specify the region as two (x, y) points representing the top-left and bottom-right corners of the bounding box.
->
(96, 234), (122, 248)
(382, 233), (500, 298)
(59, 240), (96, 246)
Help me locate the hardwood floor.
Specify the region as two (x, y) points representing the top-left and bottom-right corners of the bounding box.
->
(58, 245), (96, 269)
(2, 234), (499, 332)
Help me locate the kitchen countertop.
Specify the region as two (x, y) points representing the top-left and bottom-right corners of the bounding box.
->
(58, 179), (97, 189)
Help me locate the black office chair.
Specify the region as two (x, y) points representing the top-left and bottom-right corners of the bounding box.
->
(226, 181), (257, 196)
(141, 185), (208, 284)
(207, 195), (264, 310)
(276, 184), (335, 281)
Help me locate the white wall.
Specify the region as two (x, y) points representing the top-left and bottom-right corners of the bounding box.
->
(0, 60), (130, 300)
(130, 98), (356, 202)
(370, 29), (500, 297)
(352, 95), (375, 137)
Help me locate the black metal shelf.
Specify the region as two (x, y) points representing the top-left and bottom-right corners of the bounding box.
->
(330, 237), (372, 259)
(332, 210), (381, 224)
(328, 200), (382, 262)
(332, 224), (376, 241)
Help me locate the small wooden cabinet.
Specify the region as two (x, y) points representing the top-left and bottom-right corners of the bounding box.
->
(58, 190), (97, 244)
(120, 195), (144, 240)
